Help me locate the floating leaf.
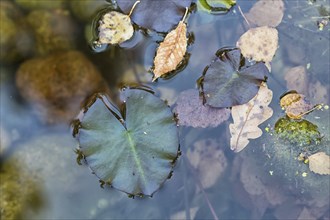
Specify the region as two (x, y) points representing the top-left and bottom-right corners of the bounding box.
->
(153, 10), (188, 81)
(173, 89), (230, 128)
(187, 139), (227, 189)
(117, 0), (192, 32)
(245, 0), (284, 27)
(96, 11), (134, 45)
(308, 152), (330, 175)
(237, 26), (279, 70)
(229, 83), (273, 152)
(280, 91), (316, 119)
(95, 1), (140, 45)
(74, 88), (179, 196)
(199, 48), (268, 108)
(198, 0), (236, 14)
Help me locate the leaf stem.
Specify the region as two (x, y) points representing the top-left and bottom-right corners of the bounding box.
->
(237, 5), (250, 28)
(128, 0), (140, 17)
(184, 155), (219, 220)
(297, 104), (323, 118)
(182, 7), (189, 22)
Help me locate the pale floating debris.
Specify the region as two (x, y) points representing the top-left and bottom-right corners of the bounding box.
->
(230, 83), (273, 152)
(237, 26), (278, 71)
(97, 11), (134, 45)
(308, 152), (330, 175)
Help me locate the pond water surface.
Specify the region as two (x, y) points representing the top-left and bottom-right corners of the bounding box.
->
(1, 0), (329, 219)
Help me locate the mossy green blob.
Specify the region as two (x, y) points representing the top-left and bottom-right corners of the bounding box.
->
(26, 9), (77, 56)
(0, 1), (33, 63)
(275, 117), (321, 147)
(0, 160), (43, 219)
(15, 0), (67, 10)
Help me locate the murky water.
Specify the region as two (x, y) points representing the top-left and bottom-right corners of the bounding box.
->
(1, 0), (329, 219)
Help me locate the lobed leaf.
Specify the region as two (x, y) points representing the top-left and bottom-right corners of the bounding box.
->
(229, 83), (273, 152)
(200, 48), (268, 108)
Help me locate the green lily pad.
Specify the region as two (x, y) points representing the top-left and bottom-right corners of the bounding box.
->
(199, 48), (268, 108)
(75, 88), (179, 196)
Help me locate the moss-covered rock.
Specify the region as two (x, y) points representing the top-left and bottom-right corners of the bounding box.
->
(0, 1), (33, 63)
(26, 9), (77, 56)
(70, 0), (110, 22)
(16, 50), (109, 124)
(0, 160), (43, 219)
(15, 0), (67, 11)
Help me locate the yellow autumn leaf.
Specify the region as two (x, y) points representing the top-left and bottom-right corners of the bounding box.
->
(308, 152), (330, 175)
(152, 16), (187, 81)
(97, 11), (134, 45)
(96, 1), (140, 45)
(280, 91), (317, 119)
(229, 83), (273, 152)
(236, 26), (278, 71)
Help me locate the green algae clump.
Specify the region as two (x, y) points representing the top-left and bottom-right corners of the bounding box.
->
(26, 9), (77, 56)
(275, 117), (321, 147)
(0, 160), (43, 219)
(0, 1), (33, 63)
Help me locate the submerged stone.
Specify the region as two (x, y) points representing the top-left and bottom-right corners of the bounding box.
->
(0, 160), (43, 219)
(26, 9), (77, 56)
(15, 0), (67, 10)
(0, 1), (33, 63)
(16, 50), (108, 124)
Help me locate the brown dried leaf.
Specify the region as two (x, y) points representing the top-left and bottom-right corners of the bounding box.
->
(187, 139), (227, 189)
(245, 0), (284, 28)
(237, 26), (278, 71)
(284, 66), (308, 94)
(229, 83), (273, 152)
(308, 152), (330, 175)
(153, 21), (187, 81)
(280, 92), (314, 119)
(97, 11), (134, 45)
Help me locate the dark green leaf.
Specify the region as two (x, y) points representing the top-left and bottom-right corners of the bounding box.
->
(76, 88), (179, 196)
(199, 48), (268, 108)
(117, 0), (192, 32)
